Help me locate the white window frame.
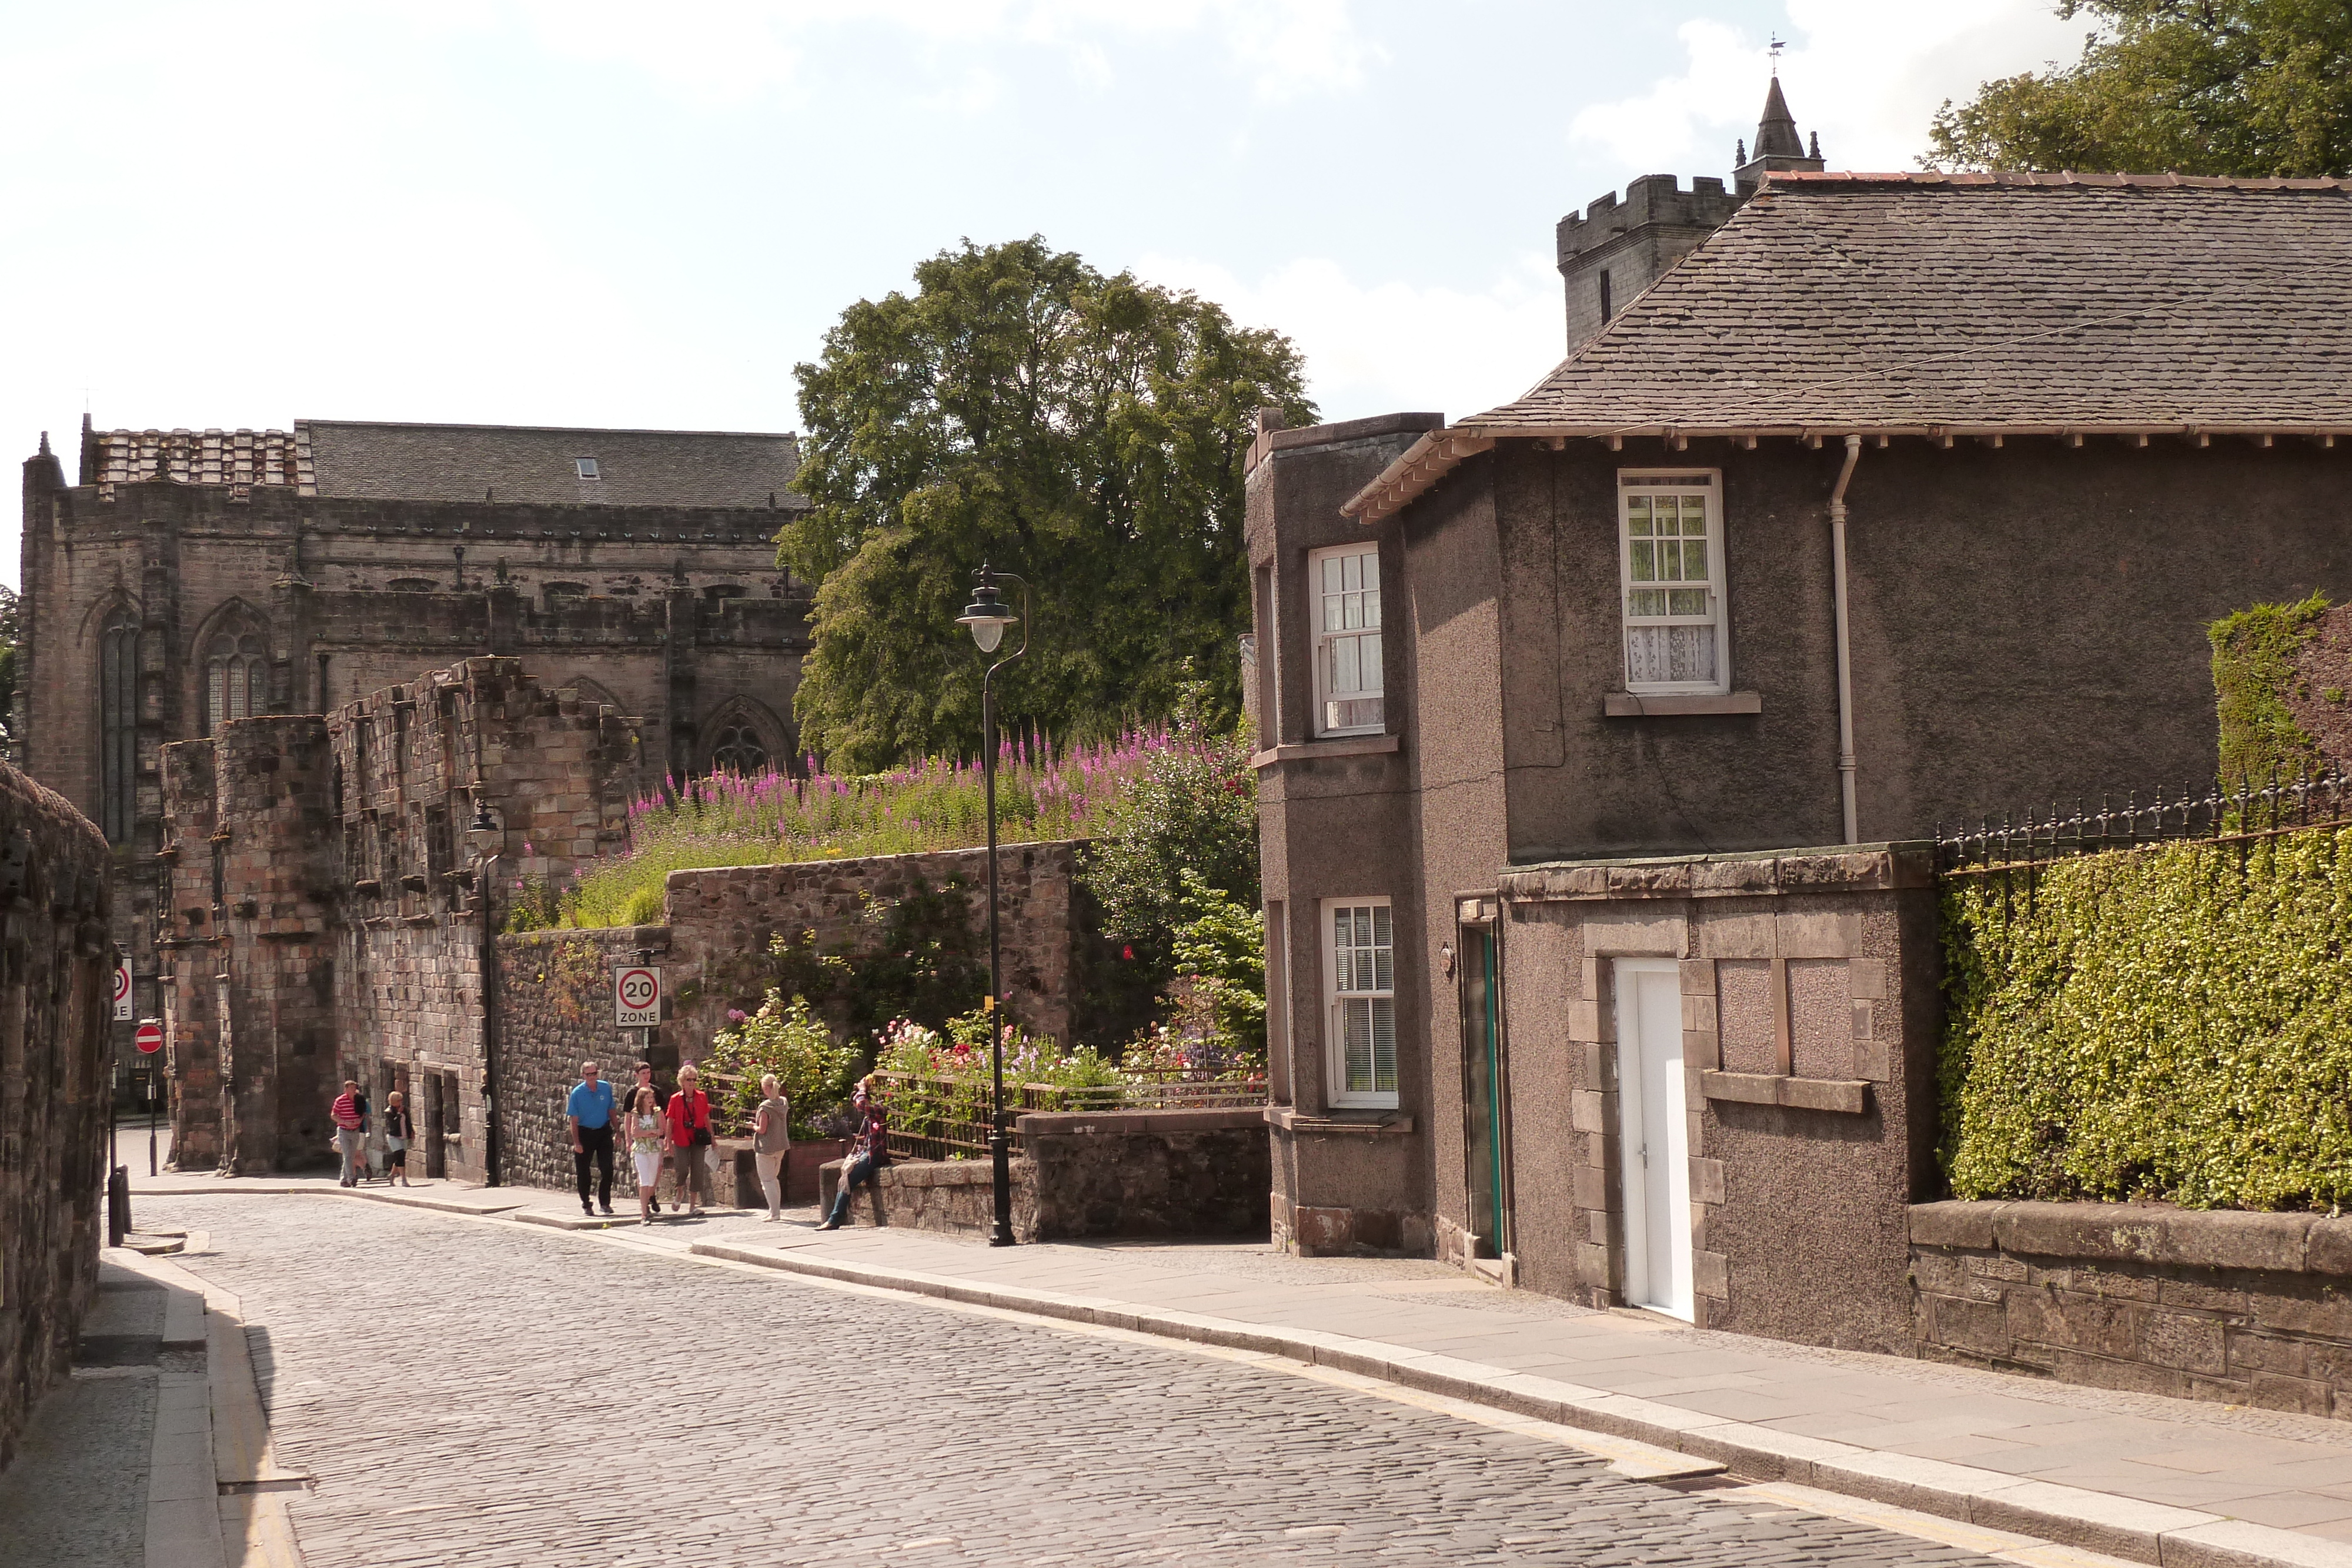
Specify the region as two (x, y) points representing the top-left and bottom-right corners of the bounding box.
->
(1309, 543), (1384, 737)
(1617, 469), (1729, 696)
(1322, 895), (1398, 1109)
(575, 457), (600, 479)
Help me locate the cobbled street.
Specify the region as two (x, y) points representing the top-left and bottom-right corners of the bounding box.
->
(138, 1194), (2022, 1568)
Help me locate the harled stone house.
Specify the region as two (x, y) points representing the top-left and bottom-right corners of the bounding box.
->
(1250, 170), (2352, 1352)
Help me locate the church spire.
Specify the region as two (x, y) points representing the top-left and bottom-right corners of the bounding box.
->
(1732, 68), (1826, 194)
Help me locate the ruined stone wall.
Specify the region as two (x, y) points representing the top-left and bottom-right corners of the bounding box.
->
(158, 718), (338, 1173)
(0, 761), (112, 1470)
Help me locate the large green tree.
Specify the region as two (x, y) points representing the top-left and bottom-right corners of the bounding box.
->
(782, 236), (1314, 773)
(1927, 1), (2352, 176)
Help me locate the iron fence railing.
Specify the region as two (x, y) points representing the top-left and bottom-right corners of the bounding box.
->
(1935, 765), (2352, 875)
(872, 1068), (1267, 1162)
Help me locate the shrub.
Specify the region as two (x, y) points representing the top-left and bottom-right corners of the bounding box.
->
(1078, 682), (1258, 960)
(2210, 591), (2328, 784)
(1941, 824), (2352, 1211)
(703, 991), (858, 1139)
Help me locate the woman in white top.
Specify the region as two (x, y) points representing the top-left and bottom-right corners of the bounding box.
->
(625, 1086), (670, 1223)
(752, 1074), (792, 1223)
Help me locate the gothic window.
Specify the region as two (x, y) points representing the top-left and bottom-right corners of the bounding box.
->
(710, 723), (770, 775)
(99, 611), (138, 844)
(204, 632), (268, 734)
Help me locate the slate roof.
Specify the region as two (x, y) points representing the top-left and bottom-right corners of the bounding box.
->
(79, 417), (805, 509)
(1349, 173), (2352, 522)
(300, 420), (804, 509)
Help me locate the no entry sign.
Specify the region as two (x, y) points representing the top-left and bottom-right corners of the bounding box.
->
(614, 965), (662, 1028)
(134, 1019), (164, 1055)
(113, 961), (134, 1022)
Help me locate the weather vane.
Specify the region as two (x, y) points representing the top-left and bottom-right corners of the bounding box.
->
(1769, 35), (1784, 75)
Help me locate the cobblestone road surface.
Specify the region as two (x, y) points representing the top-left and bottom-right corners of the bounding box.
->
(149, 1195), (2012, 1568)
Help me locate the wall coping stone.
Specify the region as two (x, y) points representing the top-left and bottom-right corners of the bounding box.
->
(499, 924), (671, 952)
(1017, 1108), (1268, 1136)
(1911, 1200), (2352, 1275)
(818, 1157), (1014, 1190)
(1699, 1070), (1870, 1115)
(1500, 842), (1936, 903)
(1264, 1106), (1416, 1136)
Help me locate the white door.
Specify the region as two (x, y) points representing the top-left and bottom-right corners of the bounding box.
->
(1614, 960), (1693, 1320)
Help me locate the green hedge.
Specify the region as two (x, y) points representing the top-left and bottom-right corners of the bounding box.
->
(1942, 824), (2352, 1211)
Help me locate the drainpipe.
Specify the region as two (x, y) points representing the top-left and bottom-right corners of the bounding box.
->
(1829, 433), (1864, 844)
(479, 846), (502, 1186)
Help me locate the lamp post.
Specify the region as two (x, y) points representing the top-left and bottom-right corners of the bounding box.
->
(956, 563), (1028, 1248)
(466, 800), (503, 1187)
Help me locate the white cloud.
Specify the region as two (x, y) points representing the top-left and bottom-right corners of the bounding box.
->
(495, 0), (1378, 106)
(1571, 0), (2094, 178)
(1143, 252), (1567, 425)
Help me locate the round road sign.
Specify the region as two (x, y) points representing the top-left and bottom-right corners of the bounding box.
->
(617, 968), (659, 1011)
(113, 964), (132, 1008)
(135, 1021), (165, 1055)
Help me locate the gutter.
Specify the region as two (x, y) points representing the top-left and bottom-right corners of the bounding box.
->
(1341, 422), (2350, 527)
(1828, 434), (1863, 844)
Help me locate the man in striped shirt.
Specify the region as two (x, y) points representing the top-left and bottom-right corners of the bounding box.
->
(331, 1081), (366, 1186)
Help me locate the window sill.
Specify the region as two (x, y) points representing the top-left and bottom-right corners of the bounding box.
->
(1603, 691), (1762, 717)
(1698, 1069), (1869, 1115)
(1252, 733), (1401, 769)
(1266, 1105), (1414, 1135)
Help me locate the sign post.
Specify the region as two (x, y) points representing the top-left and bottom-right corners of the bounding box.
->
(614, 964), (662, 1029)
(135, 1019), (163, 1176)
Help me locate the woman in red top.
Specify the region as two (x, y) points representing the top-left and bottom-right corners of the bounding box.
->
(664, 1064), (713, 1216)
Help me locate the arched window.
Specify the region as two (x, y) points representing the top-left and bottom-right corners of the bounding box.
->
(99, 611), (138, 844)
(710, 723), (769, 775)
(205, 633), (269, 734)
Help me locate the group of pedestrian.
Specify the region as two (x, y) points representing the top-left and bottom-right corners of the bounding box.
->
(568, 1059), (764, 1222)
(329, 1079), (416, 1188)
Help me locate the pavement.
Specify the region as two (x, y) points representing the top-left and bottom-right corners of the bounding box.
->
(96, 1161), (2352, 1567)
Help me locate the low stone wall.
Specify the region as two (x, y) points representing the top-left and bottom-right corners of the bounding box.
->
(819, 1158), (1040, 1242)
(495, 924), (673, 1195)
(1912, 1201), (2352, 1417)
(1021, 1108), (1269, 1239)
(816, 1109), (1271, 1243)
(0, 761), (112, 1470)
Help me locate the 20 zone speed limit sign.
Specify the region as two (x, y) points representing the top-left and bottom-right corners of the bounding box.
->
(614, 966), (663, 1028)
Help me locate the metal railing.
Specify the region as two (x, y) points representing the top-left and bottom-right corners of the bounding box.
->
(1935, 765), (2352, 875)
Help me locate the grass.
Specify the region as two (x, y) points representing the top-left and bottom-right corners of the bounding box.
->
(530, 730), (1182, 931)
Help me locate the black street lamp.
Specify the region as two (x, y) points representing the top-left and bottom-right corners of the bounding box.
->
(956, 563), (1028, 1248)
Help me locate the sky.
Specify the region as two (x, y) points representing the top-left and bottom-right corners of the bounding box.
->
(0, 0), (2093, 585)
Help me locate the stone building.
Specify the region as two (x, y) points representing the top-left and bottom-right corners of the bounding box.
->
(17, 417), (813, 1082)
(1555, 76), (1823, 350)
(1250, 173), (2352, 1350)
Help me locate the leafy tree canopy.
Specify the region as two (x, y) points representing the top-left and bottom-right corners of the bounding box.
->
(1927, 1), (2352, 176)
(781, 236), (1314, 773)
(0, 582), (18, 754)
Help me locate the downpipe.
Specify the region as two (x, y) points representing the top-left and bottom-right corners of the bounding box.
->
(1829, 433), (1863, 844)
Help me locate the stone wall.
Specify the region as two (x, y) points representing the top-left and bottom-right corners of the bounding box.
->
(1021, 1109), (1270, 1239)
(661, 841), (1086, 1062)
(813, 1110), (1272, 1243)
(820, 1158), (1038, 1241)
(495, 925), (673, 1196)
(0, 760), (112, 1470)
(1913, 1201), (2352, 1419)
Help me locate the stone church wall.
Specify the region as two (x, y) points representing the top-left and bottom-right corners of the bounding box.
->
(0, 760), (112, 1471)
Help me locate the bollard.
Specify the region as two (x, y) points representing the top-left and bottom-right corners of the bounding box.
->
(107, 1165), (131, 1248)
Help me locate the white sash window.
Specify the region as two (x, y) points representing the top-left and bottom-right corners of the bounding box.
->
(1619, 471), (1726, 694)
(1312, 546), (1383, 735)
(1326, 898), (1397, 1106)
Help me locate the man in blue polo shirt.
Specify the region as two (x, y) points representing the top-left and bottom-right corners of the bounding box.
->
(567, 1060), (617, 1217)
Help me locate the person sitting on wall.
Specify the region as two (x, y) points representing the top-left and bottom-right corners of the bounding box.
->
(331, 1080), (366, 1187)
(664, 1064), (714, 1218)
(567, 1061), (617, 1218)
(816, 1077), (889, 1232)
